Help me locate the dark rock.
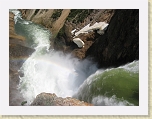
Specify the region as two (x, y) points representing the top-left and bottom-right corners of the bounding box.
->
(9, 43), (35, 71)
(30, 93), (93, 106)
(9, 43), (35, 106)
(86, 9), (139, 68)
(9, 69), (25, 106)
(54, 10), (115, 59)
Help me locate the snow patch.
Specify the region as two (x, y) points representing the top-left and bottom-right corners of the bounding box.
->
(74, 22), (109, 36)
(73, 38), (85, 48)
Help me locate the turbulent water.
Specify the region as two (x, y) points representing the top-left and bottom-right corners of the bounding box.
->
(73, 60), (139, 106)
(10, 9), (139, 106)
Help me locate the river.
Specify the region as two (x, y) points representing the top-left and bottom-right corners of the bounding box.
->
(9, 9), (139, 106)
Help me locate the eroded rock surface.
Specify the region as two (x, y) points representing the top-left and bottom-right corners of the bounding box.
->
(9, 11), (35, 106)
(54, 9), (115, 59)
(31, 93), (93, 106)
(9, 9), (139, 106)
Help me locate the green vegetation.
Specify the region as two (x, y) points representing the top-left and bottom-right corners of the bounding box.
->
(51, 9), (62, 19)
(21, 101), (27, 106)
(67, 9), (93, 23)
(56, 9), (94, 39)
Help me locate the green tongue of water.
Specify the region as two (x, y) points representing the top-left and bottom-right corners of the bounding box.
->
(75, 61), (139, 106)
(91, 68), (138, 105)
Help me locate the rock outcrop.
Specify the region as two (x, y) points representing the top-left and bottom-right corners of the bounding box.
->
(30, 93), (93, 106)
(9, 12), (35, 105)
(19, 9), (71, 39)
(54, 9), (115, 59)
(86, 9), (139, 68)
(9, 43), (34, 106)
(17, 9), (115, 56)
(9, 9), (139, 106)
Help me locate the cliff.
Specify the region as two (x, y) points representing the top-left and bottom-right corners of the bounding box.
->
(9, 9), (139, 106)
(86, 9), (139, 68)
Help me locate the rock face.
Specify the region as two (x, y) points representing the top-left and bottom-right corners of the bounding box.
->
(30, 93), (93, 106)
(9, 43), (34, 106)
(55, 9), (115, 59)
(19, 9), (71, 39)
(9, 9), (139, 106)
(86, 9), (139, 68)
(18, 9), (115, 59)
(9, 12), (35, 105)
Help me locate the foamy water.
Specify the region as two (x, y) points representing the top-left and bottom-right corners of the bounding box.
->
(10, 9), (139, 106)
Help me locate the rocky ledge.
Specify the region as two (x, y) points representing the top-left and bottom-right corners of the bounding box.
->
(30, 93), (93, 106)
(9, 9), (139, 106)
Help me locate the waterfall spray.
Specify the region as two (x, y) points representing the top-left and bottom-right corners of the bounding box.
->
(10, 9), (98, 105)
(10, 9), (139, 106)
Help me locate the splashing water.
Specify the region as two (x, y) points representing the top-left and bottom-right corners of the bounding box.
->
(10, 9), (139, 106)
(18, 51), (97, 104)
(92, 95), (134, 106)
(73, 60), (139, 106)
(10, 9), (97, 105)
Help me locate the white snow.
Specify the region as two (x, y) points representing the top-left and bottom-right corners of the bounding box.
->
(74, 22), (109, 36)
(73, 38), (85, 48)
(72, 22), (109, 48)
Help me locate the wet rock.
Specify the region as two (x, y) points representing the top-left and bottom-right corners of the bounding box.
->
(17, 9), (115, 57)
(30, 93), (93, 106)
(9, 43), (35, 106)
(9, 43), (34, 71)
(19, 9), (71, 39)
(9, 69), (25, 106)
(71, 32), (100, 59)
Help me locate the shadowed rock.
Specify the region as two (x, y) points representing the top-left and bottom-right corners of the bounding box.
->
(86, 9), (139, 68)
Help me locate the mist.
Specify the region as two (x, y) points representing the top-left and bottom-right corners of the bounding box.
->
(17, 50), (98, 105)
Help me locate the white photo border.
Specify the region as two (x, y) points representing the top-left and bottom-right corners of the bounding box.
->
(0, 0), (148, 115)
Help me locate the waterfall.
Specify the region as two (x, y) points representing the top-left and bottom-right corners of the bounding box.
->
(10, 9), (139, 106)
(10, 9), (98, 105)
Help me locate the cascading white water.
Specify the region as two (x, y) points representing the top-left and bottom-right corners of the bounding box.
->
(10, 9), (139, 106)
(10, 9), (98, 105)
(73, 60), (139, 106)
(18, 51), (97, 105)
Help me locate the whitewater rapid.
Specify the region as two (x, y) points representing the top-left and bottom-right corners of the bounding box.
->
(10, 9), (139, 106)
(10, 9), (98, 105)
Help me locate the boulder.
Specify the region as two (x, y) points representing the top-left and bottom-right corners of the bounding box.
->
(30, 93), (93, 106)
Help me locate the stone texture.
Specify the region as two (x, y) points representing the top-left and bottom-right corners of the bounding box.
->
(9, 11), (35, 106)
(54, 10), (115, 59)
(30, 93), (93, 106)
(9, 43), (35, 106)
(8, 9), (139, 107)
(86, 9), (139, 68)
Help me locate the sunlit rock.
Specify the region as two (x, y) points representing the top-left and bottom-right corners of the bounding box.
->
(30, 93), (93, 106)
